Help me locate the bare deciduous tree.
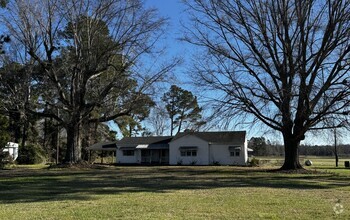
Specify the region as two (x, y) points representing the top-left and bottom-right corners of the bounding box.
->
(147, 105), (170, 136)
(2, 0), (178, 163)
(183, 0), (350, 170)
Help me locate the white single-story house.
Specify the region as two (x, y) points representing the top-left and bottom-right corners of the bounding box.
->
(105, 131), (250, 166)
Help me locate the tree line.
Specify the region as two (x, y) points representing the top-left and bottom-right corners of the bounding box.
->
(249, 137), (350, 157)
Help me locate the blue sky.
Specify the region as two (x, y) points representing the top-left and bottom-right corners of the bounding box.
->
(144, 0), (188, 56)
(141, 1), (345, 146)
(144, 0), (192, 87)
(142, 1), (277, 139)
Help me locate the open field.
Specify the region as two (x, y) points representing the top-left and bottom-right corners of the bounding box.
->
(256, 156), (350, 175)
(0, 159), (350, 219)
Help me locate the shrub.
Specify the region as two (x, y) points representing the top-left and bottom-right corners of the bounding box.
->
(17, 144), (46, 164)
(190, 160), (197, 165)
(212, 161), (221, 166)
(0, 150), (13, 169)
(249, 157), (260, 167)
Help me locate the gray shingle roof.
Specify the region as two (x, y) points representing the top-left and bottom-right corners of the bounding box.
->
(87, 141), (117, 151)
(115, 131), (246, 147)
(172, 131), (246, 144)
(116, 136), (173, 146)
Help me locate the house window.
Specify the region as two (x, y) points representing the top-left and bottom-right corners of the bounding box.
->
(123, 150), (134, 156)
(179, 147), (197, 157)
(229, 146), (241, 157)
(181, 150), (197, 157)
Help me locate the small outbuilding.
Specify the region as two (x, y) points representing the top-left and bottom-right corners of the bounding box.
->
(3, 142), (19, 160)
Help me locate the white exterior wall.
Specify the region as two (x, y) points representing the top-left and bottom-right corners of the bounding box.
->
(116, 148), (141, 164)
(209, 144), (232, 165)
(209, 144), (246, 165)
(169, 135), (209, 165)
(4, 142), (19, 160)
(210, 137), (248, 165)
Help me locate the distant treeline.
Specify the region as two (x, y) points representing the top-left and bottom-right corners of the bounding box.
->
(299, 145), (350, 157)
(248, 137), (350, 156)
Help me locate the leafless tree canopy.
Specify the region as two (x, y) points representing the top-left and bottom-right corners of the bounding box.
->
(184, 0), (350, 169)
(1, 0), (177, 162)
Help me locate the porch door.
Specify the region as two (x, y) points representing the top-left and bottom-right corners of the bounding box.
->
(141, 150), (151, 163)
(160, 149), (169, 164)
(151, 150), (160, 163)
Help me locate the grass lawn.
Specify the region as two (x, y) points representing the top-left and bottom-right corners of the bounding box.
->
(0, 160), (350, 219)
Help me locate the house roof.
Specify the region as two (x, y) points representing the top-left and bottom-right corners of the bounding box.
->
(117, 136), (173, 145)
(87, 141), (117, 151)
(89, 131), (246, 151)
(171, 131), (246, 144)
(116, 136), (173, 149)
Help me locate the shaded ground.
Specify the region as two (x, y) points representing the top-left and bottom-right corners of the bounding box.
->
(0, 166), (349, 204)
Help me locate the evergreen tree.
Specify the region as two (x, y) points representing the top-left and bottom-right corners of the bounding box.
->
(162, 85), (204, 136)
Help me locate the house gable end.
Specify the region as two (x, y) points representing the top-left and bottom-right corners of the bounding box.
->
(169, 133), (209, 145)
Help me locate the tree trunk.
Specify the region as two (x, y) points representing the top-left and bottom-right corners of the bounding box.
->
(21, 121), (27, 149)
(170, 117), (174, 136)
(20, 112), (28, 148)
(9, 111), (21, 143)
(177, 120), (182, 135)
(280, 136), (303, 170)
(334, 128), (338, 167)
(64, 123), (81, 163)
(335, 154), (339, 167)
(81, 119), (92, 161)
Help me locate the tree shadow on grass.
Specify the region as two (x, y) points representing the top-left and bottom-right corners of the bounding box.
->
(0, 166), (349, 204)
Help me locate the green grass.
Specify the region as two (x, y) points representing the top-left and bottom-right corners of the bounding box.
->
(0, 159), (350, 219)
(256, 155), (350, 175)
